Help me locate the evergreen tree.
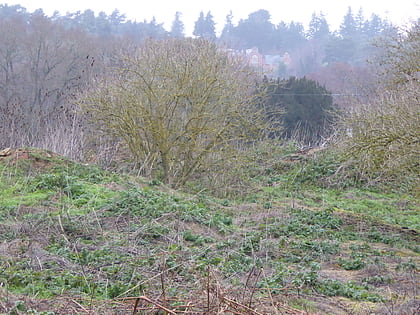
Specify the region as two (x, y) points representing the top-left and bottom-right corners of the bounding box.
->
(96, 11), (111, 37)
(340, 7), (357, 38)
(308, 12), (330, 40)
(262, 77), (334, 143)
(363, 13), (390, 37)
(355, 8), (365, 32)
(109, 9), (126, 33)
(234, 9), (275, 51)
(204, 11), (216, 40)
(0, 3), (28, 20)
(273, 21), (306, 51)
(220, 11), (235, 44)
(273, 22), (288, 49)
(287, 22), (306, 49)
(193, 11), (216, 40)
(109, 9), (125, 25)
(328, 7), (367, 65)
(144, 17), (168, 39)
(79, 9), (97, 34)
(193, 11), (215, 39)
(324, 36), (356, 64)
(170, 11), (184, 38)
(193, 11), (206, 37)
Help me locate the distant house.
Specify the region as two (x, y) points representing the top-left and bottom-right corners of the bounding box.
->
(224, 47), (292, 77)
(245, 47), (291, 77)
(265, 54), (282, 73)
(246, 47), (265, 68)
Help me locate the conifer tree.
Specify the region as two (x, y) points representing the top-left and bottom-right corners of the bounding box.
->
(262, 77), (334, 143)
(308, 12), (330, 40)
(340, 7), (357, 39)
(193, 11), (216, 40)
(220, 11), (234, 43)
(170, 11), (184, 38)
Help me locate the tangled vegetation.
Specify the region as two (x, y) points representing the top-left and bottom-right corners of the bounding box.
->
(0, 10), (418, 314)
(0, 147), (418, 314)
(334, 21), (420, 188)
(81, 38), (268, 188)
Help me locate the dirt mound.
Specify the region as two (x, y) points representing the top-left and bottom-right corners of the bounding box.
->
(0, 147), (71, 172)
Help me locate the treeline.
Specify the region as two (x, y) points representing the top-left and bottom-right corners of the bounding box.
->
(0, 4), (343, 152)
(0, 4), (397, 101)
(0, 3), (418, 191)
(1, 5), (396, 65)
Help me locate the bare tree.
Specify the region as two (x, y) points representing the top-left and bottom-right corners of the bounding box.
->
(335, 22), (420, 185)
(374, 21), (420, 87)
(0, 16), (26, 110)
(82, 38), (267, 186)
(0, 12), (99, 159)
(337, 83), (419, 182)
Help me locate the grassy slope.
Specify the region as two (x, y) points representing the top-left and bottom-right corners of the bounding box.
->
(0, 148), (418, 314)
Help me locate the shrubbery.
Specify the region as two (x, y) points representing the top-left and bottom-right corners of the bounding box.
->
(334, 22), (419, 189)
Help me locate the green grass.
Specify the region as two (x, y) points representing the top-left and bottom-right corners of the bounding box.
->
(305, 188), (419, 230)
(0, 147), (418, 314)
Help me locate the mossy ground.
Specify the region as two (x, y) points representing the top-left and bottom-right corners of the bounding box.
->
(0, 148), (418, 314)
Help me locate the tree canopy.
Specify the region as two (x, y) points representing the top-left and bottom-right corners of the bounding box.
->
(82, 38), (266, 186)
(261, 77), (334, 144)
(170, 11), (184, 38)
(193, 11), (216, 40)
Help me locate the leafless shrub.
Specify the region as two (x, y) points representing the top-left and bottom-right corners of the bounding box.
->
(334, 81), (419, 185)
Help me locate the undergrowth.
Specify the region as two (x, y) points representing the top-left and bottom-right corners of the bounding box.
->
(0, 147), (418, 314)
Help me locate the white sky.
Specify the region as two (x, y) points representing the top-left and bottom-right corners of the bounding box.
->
(3, 0), (419, 35)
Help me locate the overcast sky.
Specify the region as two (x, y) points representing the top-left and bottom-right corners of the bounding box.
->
(3, 0), (419, 35)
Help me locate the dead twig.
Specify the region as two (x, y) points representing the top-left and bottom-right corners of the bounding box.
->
(222, 296), (264, 315)
(70, 299), (90, 313)
(248, 267), (263, 309)
(132, 297), (140, 315)
(206, 265), (211, 314)
(160, 252), (167, 313)
(119, 296), (176, 314)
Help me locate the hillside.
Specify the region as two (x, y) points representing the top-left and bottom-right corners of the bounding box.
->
(0, 148), (418, 314)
